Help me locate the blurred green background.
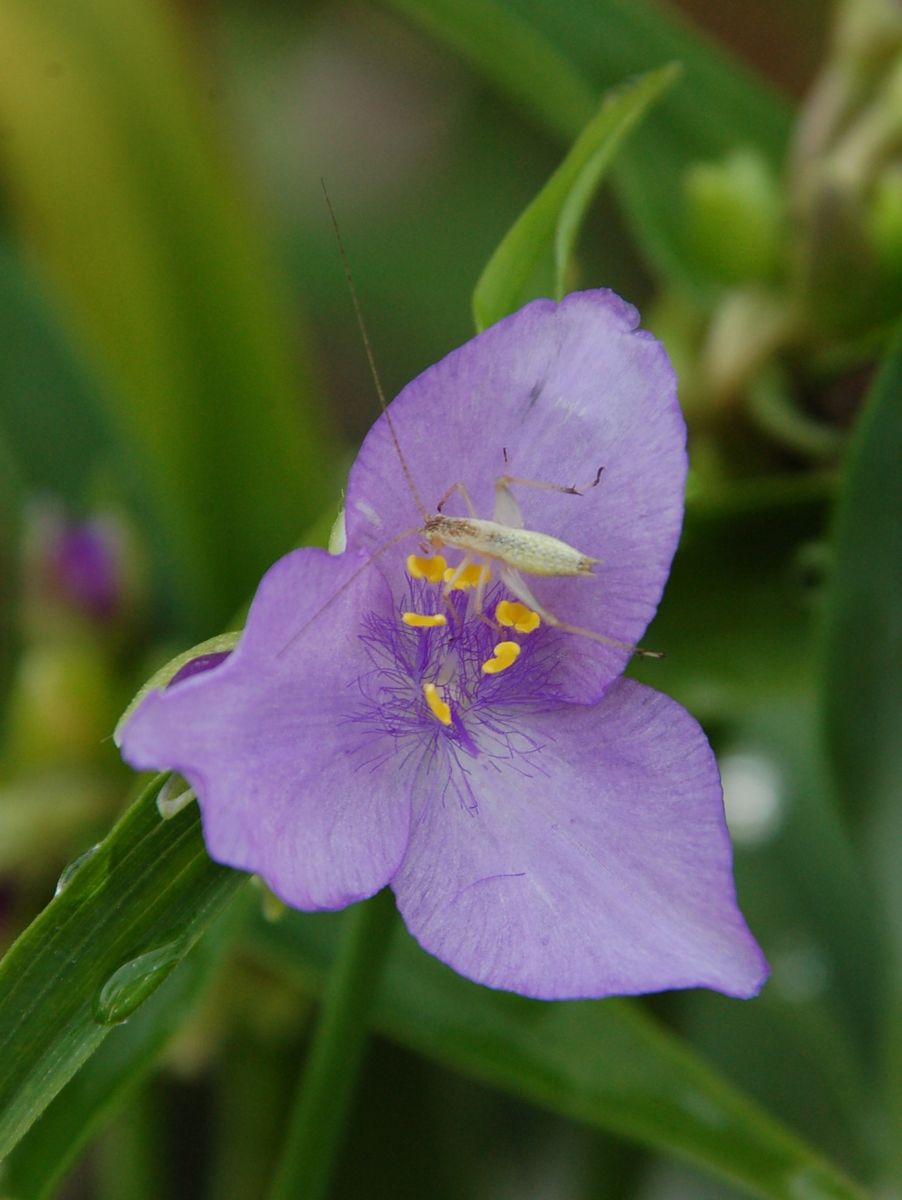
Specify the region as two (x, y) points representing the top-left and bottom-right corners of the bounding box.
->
(0, 0), (899, 1197)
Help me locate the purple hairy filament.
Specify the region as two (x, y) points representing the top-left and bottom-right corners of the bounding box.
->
(345, 555), (565, 811)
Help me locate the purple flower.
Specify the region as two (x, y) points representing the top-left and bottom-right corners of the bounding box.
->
(118, 291), (767, 1000)
(53, 522), (121, 622)
(24, 502), (135, 630)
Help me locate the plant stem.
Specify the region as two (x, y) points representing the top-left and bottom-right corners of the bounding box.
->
(267, 890), (397, 1200)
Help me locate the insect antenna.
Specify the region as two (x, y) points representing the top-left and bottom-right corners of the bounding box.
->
(321, 179), (430, 526)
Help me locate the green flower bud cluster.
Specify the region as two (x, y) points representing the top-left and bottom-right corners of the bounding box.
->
(683, 149), (783, 287)
(670, 0), (900, 471)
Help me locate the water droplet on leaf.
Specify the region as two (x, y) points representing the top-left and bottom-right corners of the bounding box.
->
(54, 843), (103, 896)
(93, 942), (184, 1025)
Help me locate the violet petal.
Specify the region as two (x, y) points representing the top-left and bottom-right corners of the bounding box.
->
(391, 677), (768, 1000)
(346, 291), (685, 702)
(119, 548), (411, 909)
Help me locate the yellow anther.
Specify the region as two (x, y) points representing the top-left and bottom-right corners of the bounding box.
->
(481, 640), (522, 675)
(443, 562), (491, 591)
(402, 612), (447, 628)
(407, 554), (447, 584)
(496, 600), (541, 634)
(423, 682), (452, 726)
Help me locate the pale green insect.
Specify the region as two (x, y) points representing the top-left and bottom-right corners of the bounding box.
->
(282, 187), (661, 664)
(416, 466), (659, 655)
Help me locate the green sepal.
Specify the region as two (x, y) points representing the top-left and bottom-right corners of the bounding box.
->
(114, 633), (241, 745)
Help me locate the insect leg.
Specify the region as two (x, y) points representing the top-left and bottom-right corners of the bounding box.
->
(472, 558), (497, 628)
(496, 465), (604, 498)
(437, 554), (475, 634)
(442, 553), (474, 599)
(498, 566), (662, 659)
(435, 480), (478, 517)
(492, 477), (525, 528)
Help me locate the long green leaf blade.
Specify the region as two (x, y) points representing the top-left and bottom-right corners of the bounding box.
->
(820, 329), (902, 1182)
(1, 902), (240, 1200)
(383, 0), (792, 288)
(0, 778), (244, 1160)
(821, 331), (902, 825)
(253, 911), (868, 1200)
(378, 0), (596, 143)
(473, 65), (679, 332)
(0, 0), (333, 634)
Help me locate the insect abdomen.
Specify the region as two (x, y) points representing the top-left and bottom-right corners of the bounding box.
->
(429, 516), (595, 577)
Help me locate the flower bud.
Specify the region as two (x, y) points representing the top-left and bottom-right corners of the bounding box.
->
(683, 149), (782, 285)
(867, 159), (902, 257)
(835, 0), (902, 72)
(789, 0), (902, 337)
(699, 287), (794, 406)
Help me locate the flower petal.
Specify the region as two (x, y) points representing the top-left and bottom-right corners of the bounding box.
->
(391, 678), (767, 999)
(119, 548), (410, 909)
(345, 291), (685, 702)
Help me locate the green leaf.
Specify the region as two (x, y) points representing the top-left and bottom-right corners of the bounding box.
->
(0, 776), (244, 1161)
(0, 0), (335, 636)
(0, 426), (22, 728)
(680, 699), (885, 1184)
(382, 0), (792, 289)
(1, 900), (242, 1200)
(0, 241), (116, 506)
(821, 329), (902, 826)
(820, 328), (902, 1182)
(376, 0), (596, 144)
(473, 64), (679, 332)
(251, 911), (868, 1200)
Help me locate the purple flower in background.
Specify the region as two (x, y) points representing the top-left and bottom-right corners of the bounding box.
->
(118, 291), (767, 999)
(53, 522), (121, 622)
(24, 502), (133, 629)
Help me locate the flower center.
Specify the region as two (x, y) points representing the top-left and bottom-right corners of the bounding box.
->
(401, 554), (543, 726)
(350, 554), (563, 762)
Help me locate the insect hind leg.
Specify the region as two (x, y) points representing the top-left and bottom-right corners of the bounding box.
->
(493, 466), (603, 527)
(496, 465), (604, 499)
(499, 566), (662, 659)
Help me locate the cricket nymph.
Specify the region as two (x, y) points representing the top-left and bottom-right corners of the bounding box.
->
(424, 514), (598, 579)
